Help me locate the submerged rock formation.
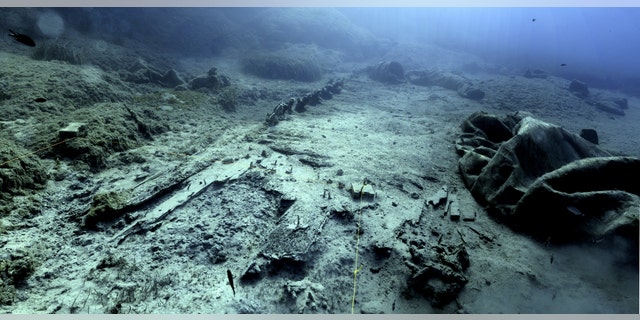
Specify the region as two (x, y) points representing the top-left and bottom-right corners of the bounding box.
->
(568, 79), (589, 97)
(366, 61), (405, 84)
(189, 67), (231, 91)
(406, 70), (485, 101)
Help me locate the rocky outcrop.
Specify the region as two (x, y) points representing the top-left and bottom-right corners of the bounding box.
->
(122, 60), (186, 88)
(189, 67), (231, 91)
(241, 54), (322, 82)
(569, 79), (589, 97)
(366, 61), (405, 84)
(407, 70), (485, 101)
(593, 98), (627, 116)
(522, 69), (548, 79)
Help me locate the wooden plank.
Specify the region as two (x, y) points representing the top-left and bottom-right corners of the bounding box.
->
(111, 158), (251, 245)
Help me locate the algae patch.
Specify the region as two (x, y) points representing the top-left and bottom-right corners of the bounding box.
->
(0, 253), (38, 305)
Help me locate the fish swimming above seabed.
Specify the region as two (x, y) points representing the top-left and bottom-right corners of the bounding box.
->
(9, 29), (35, 47)
(227, 269), (236, 296)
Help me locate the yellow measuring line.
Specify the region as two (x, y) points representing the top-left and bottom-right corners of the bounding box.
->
(351, 181), (367, 314)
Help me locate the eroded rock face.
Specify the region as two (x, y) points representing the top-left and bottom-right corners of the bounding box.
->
(406, 70), (485, 101)
(455, 111), (640, 243)
(367, 61), (405, 84)
(522, 69), (548, 79)
(569, 79), (589, 97)
(189, 67), (231, 90)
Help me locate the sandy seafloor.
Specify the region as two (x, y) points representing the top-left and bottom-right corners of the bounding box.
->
(0, 40), (638, 314)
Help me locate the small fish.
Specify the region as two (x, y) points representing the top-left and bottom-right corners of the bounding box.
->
(33, 98), (47, 103)
(566, 205), (584, 216)
(9, 29), (35, 47)
(227, 269), (236, 296)
(560, 63), (567, 67)
(532, 18), (536, 22)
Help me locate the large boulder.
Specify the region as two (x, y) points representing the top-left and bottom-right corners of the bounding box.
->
(407, 70), (485, 101)
(241, 54), (322, 82)
(455, 111), (639, 243)
(189, 67), (231, 90)
(522, 69), (548, 79)
(569, 79), (589, 97)
(594, 99), (626, 116)
(367, 61), (405, 84)
(123, 60), (186, 88)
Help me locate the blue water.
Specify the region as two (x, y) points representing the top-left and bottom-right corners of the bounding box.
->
(44, 7), (636, 94)
(340, 7), (640, 94)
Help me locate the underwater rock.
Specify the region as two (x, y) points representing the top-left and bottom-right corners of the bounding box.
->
(50, 103), (168, 172)
(31, 39), (84, 65)
(522, 69), (548, 79)
(407, 70), (464, 91)
(241, 54), (322, 82)
(189, 67), (231, 91)
(123, 61), (185, 88)
(580, 129), (598, 144)
(0, 251), (37, 305)
(406, 70), (485, 101)
(613, 97), (628, 109)
(360, 302), (385, 314)
(569, 79), (589, 97)
(406, 70), (436, 87)
(283, 279), (329, 313)
(455, 111), (640, 243)
(371, 240), (393, 258)
(594, 99), (625, 116)
(241, 260), (266, 282)
(367, 61), (405, 84)
(83, 191), (128, 229)
(161, 69), (185, 88)
(0, 141), (49, 199)
(457, 83), (485, 100)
